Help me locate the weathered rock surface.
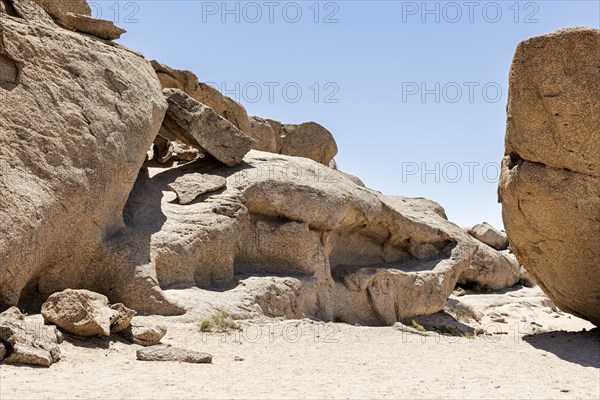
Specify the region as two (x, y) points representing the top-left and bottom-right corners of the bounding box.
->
(162, 88), (253, 167)
(0, 307), (61, 366)
(168, 173), (227, 205)
(41, 289), (134, 337)
(0, 13), (183, 315)
(109, 303), (136, 333)
(499, 28), (600, 326)
(6, 0), (54, 23)
(173, 141), (201, 162)
(125, 150), (518, 325)
(120, 322), (167, 346)
(136, 345), (212, 363)
(151, 60), (251, 134)
(248, 116), (281, 153)
(467, 222), (509, 251)
(55, 13), (126, 40)
(278, 122), (338, 166)
(150, 61), (338, 165)
(31, 0), (91, 18)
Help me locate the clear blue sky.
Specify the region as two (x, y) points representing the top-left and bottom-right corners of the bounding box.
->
(105, 0), (599, 228)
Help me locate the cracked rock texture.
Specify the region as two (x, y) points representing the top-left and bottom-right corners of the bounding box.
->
(499, 27), (600, 326)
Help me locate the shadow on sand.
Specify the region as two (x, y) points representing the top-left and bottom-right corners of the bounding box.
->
(523, 328), (600, 368)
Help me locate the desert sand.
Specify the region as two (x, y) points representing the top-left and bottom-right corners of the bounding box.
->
(2, 286), (598, 400)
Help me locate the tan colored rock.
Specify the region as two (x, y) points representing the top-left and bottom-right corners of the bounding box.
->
(31, 0), (91, 18)
(504, 27), (600, 176)
(0, 15), (182, 315)
(120, 322), (167, 346)
(56, 13), (126, 40)
(109, 303), (136, 334)
(41, 289), (119, 337)
(247, 116), (281, 153)
(7, 0), (54, 23)
(162, 88), (253, 167)
(126, 151), (516, 324)
(136, 345), (212, 363)
(172, 141), (201, 162)
(168, 173), (227, 205)
(499, 28), (600, 326)
(279, 122), (338, 166)
(467, 222), (509, 251)
(0, 307), (61, 366)
(151, 60), (251, 134)
(458, 249), (520, 291)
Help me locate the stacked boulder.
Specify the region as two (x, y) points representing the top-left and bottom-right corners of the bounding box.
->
(499, 28), (600, 326)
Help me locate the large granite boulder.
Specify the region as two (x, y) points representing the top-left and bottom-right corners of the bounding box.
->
(0, 8), (183, 315)
(499, 28), (600, 326)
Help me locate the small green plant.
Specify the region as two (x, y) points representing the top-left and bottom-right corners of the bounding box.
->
(198, 310), (241, 333)
(402, 319), (426, 332)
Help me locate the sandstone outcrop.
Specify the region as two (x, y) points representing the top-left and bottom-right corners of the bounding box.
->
(499, 28), (600, 326)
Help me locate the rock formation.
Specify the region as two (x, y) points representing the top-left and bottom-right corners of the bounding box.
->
(499, 28), (600, 326)
(467, 222), (509, 251)
(0, 0), (523, 338)
(0, 307), (62, 366)
(41, 289), (135, 337)
(0, 2), (181, 315)
(150, 60), (338, 166)
(125, 151), (519, 324)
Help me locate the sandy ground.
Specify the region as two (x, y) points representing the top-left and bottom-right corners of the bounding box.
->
(1, 286), (599, 400)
